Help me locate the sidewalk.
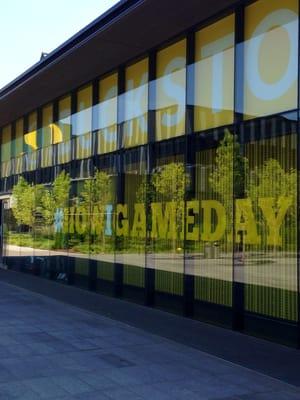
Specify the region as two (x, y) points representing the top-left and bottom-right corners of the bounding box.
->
(0, 279), (299, 399)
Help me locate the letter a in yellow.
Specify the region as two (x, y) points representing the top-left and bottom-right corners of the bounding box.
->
(259, 197), (292, 247)
(131, 203), (146, 238)
(235, 198), (260, 245)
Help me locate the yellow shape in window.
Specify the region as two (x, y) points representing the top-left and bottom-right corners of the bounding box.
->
(51, 123), (63, 144)
(24, 130), (37, 150)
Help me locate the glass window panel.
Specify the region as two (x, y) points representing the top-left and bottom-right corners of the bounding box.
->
(147, 154), (185, 300)
(58, 95), (71, 142)
(243, 128), (297, 321)
(52, 170), (71, 280)
(41, 104), (53, 168)
(123, 58), (148, 148)
(69, 180), (90, 288)
(155, 40), (186, 141)
(243, 0), (298, 119)
(15, 118), (24, 156)
(6, 176), (37, 270)
(14, 119), (24, 174)
(115, 150), (147, 295)
(2, 199), (14, 265)
(96, 73), (118, 154)
(74, 85), (92, 135)
(194, 15), (234, 131)
(74, 85), (93, 160)
(25, 111), (38, 152)
(8, 171), (71, 278)
(92, 166), (116, 290)
(17, 176), (35, 266)
(41, 104), (53, 147)
(57, 95), (71, 164)
(24, 111), (37, 171)
(1, 124), (12, 177)
(1, 125), (11, 162)
(189, 132), (234, 308)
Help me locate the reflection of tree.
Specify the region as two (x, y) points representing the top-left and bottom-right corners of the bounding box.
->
(136, 162), (190, 250)
(247, 159), (296, 209)
(152, 162), (188, 205)
(81, 169), (112, 250)
(11, 170), (114, 253)
(11, 172), (70, 247)
(41, 171), (71, 226)
(12, 177), (38, 229)
(136, 161), (189, 209)
(136, 176), (154, 205)
(45, 171), (71, 248)
(152, 162), (189, 249)
(135, 162), (189, 250)
(247, 158), (296, 249)
(209, 130), (248, 236)
(209, 131), (296, 250)
(81, 170), (112, 211)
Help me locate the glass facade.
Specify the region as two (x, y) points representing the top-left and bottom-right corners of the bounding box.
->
(155, 40), (186, 140)
(1, 0), (300, 347)
(96, 73), (118, 154)
(194, 14), (235, 131)
(243, 0), (298, 119)
(123, 58), (148, 148)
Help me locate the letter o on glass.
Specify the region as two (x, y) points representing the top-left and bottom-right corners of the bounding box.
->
(246, 9), (298, 101)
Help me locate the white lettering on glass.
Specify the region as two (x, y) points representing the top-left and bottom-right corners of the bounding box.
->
(245, 9), (297, 101)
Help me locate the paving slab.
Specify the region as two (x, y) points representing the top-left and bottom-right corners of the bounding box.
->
(0, 276), (298, 399)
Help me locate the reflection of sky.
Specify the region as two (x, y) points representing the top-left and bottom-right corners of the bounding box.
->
(73, 108), (92, 136)
(281, 111), (298, 121)
(244, 20), (297, 101)
(154, 69), (186, 110)
(123, 84), (148, 121)
(191, 46), (234, 113)
(58, 117), (71, 128)
(242, 18), (298, 117)
(94, 98), (117, 130)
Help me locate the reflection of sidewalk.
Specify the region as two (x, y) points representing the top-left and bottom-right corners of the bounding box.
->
(4, 245), (297, 290)
(5, 244), (84, 258)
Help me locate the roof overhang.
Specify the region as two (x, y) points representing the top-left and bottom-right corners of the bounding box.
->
(0, 0), (239, 127)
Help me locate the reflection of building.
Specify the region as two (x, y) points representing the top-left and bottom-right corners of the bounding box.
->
(0, 0), (299, 347)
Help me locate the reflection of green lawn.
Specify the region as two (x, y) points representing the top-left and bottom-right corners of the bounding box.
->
(7, 232), (115, 254)
(6, 232), (297, 261)
(8, 233), (55, 250)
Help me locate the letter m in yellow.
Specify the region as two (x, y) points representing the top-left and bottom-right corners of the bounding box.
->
(151, 202), (176, 240)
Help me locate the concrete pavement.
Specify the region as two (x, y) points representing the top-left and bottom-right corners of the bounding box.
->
(0, 280), (299, 399)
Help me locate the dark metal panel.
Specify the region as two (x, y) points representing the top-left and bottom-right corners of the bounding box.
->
(297, 0), (300, 350)
(232, 4), (245, 332)
(145, 51), (156, 307)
